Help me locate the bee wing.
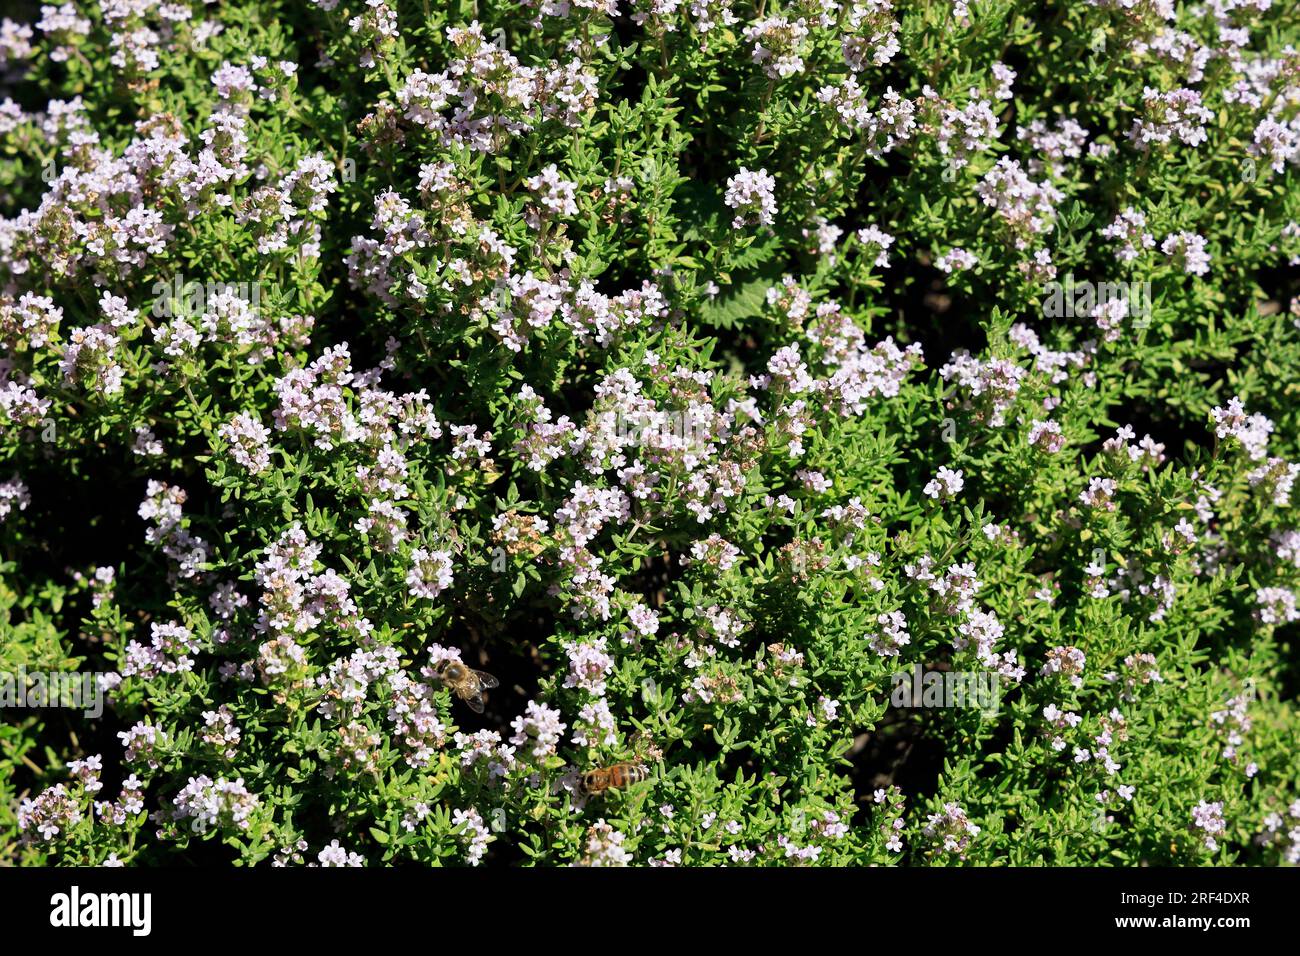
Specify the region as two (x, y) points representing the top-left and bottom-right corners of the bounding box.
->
(472, 669), (500, 689)
(464, 692), (486, 714)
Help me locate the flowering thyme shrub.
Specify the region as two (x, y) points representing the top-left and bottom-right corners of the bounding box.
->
(2, 0), (1299, 867)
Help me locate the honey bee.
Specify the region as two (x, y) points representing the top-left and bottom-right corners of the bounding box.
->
(580, 762), (649, 796)
(434, 660), (499, 714)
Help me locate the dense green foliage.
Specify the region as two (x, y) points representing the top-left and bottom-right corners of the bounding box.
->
(1, 0), (1298, 866)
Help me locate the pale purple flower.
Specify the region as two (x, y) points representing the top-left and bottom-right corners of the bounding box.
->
(724, 166), (778, 228)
